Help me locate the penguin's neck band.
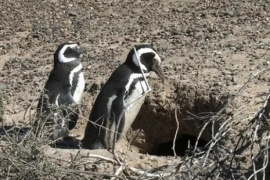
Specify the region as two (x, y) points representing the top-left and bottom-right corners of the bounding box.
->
(69, 63), (83, 86)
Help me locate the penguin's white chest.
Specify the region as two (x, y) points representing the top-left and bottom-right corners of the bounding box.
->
(122, 80), (148, 135)
(72, 72), (85, 104)
(124, 80), (148, 110)
(69, 63), (85, 104)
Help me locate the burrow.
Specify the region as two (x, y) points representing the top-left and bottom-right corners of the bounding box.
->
(126, 79), (230, 156)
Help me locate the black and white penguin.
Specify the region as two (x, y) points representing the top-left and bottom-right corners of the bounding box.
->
(36, 43), (85, 140)
(82, 44), (164, 149)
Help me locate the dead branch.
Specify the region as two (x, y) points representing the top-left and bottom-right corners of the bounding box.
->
(173, 108), (180, 157)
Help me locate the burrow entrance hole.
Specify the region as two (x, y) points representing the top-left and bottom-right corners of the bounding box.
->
(126, 83), (229, 156)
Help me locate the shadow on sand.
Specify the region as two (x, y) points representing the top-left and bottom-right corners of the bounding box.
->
(0, 125), (80, 149)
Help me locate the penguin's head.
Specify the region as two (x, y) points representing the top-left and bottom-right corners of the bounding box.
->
(127, 44), (165, 82)
(54, 43), (83, 63)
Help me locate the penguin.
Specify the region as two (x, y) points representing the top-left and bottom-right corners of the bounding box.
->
(35, 43), (85, 140)
(82, 44), (164, 150)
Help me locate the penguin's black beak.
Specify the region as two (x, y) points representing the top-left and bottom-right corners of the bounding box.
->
(76, 47), (85, 54)
(152, 62), (165, 83)
(73, 45), (85, 55)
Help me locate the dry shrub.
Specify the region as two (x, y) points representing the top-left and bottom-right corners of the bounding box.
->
(0, 125), (59, 179)
(0, 109), (121, 179)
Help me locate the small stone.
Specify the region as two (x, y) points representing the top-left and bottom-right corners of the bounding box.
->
(189, 55), (194, 60)
(62, 30), (69, 37)
(226, 80), (232, 86)
(224, 10), (234, 17)
(19, 26), (27, 32)
(0, 83), (7, 91)
(68, 12), (77, 17)
(213, 50), (221, 55)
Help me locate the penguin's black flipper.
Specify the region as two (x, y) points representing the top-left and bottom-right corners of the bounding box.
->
(57, 86), (75, 105)
(65, 106), (79, 130)
(113, 91), (126, 141)
(36, 89), (50, 116)
(34, 90), (52, 136)
(103, 90), (126, 149)
(58, 86), (79, 131)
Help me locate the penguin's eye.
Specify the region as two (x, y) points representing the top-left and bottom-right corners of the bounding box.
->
(153, 58), (156, 61)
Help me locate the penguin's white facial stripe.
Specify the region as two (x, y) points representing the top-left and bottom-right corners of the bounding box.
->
(58, 44), (80, 63)
(132, 48), (161, 70)
(125, 73), (149, 93)
(69, 64), (83, 87)
(153, 54), (161, 65)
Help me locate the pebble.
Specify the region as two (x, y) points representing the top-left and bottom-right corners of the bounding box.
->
(0, 83), (7, 91)
(68, 12), (77, 17)
(226, 11), (234, 17)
